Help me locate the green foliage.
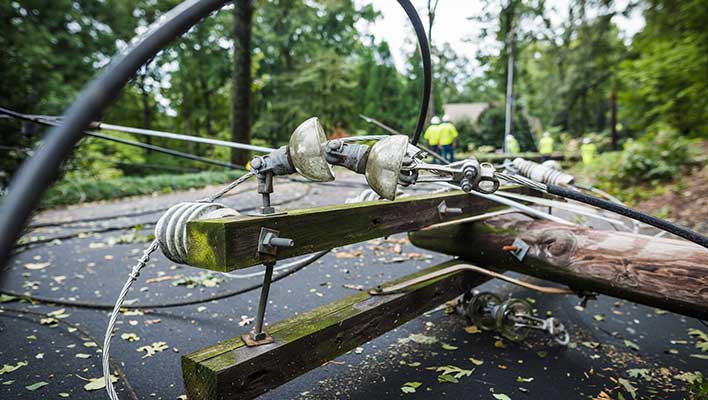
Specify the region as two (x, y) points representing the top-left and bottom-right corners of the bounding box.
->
(576, 127), (697, 200)
(474, 107), (534, 151)
(618, 0), (708, 138)
(41, 170), (244, 209)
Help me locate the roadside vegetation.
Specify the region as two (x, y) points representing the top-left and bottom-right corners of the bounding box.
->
(40, 170), (244, 209)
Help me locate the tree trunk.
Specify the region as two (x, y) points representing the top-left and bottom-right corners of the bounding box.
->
(231, 0), (255, 166)
(610, 87), (618, 150)
(409, 214), (708, 319)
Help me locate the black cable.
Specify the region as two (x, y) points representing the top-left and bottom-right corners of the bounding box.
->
(0, 108), (244, 170)
(397, 0), (432, 146)
(546, 183), (708, 249)
(0, 250), (327, 310)
(0, 0), (431, 275)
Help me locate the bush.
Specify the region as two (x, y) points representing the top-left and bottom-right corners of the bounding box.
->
(576, 126), (697, 199)
(41, 170), (245, 209)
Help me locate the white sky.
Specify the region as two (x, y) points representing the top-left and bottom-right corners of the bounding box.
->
(355, 0), (645, 71)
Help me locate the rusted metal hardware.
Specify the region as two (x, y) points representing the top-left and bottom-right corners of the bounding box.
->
(460, 291), (570, 345)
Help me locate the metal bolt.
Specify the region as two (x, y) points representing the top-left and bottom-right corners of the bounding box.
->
(269, 236), (295, 248)
(251, 157), (263, 170)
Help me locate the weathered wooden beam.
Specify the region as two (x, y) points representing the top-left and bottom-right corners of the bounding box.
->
(186, 188), (530, 271)
(409, 214), (708, 319)
(181, 260), (493, 400)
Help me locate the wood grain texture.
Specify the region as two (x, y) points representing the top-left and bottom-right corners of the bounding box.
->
(181, 260), (493, 400)
(186, 188), (531, 271)
(409, 214), (708, 319)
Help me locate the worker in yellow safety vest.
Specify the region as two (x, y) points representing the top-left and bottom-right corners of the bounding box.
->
(424, 116), (442, 162)
(438, 114), (459, 163)
(539, 131), (554, 161)
(581, 137), (597, 165)
(505, 134), (520, 155)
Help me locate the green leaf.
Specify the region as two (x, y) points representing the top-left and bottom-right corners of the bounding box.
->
(83, 375), (118, 391)
(627, 368), (651, 381)
(469, 357), (484, 366)
(618, 378), (637, 399)
(516, 376), (534, 383)
(441, 343), (458, 351)
(624, 340), (640, 351)
(0, 361), (28, 375)
(25, 381), (48, 391)
(0, 294), (18, 303)
(492, 393), (512, 400)
(674, 371), (703, 385)
(437, 374), (459, 383)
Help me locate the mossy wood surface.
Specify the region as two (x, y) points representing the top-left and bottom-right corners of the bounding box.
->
(181, 260), (494, 400)
(186, 187), (530, 272)
(409, 214), (708, 319)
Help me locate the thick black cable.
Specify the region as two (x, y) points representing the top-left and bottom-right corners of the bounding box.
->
(397, 0), (432, 145)
(546, 183), (708, 249)
(0, 0), (232, 269)
(0, 0), (431, 273)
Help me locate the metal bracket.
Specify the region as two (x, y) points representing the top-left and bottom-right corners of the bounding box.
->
(509, 238), (529, 261)
(241, 332), (274, 347)
(258, 227), (295, 256)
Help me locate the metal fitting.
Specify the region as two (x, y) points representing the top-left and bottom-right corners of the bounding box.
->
(476, 162), (500, 194)
(324, 140), (370, 174)
(258, 227), (295, 256)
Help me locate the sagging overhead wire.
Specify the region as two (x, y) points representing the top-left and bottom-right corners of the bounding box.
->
(0, 107), (244, 170)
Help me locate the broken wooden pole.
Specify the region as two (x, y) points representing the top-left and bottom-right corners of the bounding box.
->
(182, 260), (494, 400)
(409, 214), (708, 320)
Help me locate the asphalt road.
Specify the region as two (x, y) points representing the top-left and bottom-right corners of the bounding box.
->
(1, 170), (706, 399)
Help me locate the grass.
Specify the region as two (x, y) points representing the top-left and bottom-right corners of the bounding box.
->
(40, 170), (245, 209)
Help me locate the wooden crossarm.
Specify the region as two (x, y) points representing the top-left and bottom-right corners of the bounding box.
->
(185, 187), (530, 271)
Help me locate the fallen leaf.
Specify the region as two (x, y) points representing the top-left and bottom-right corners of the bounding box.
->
(75, 353), (91, 359)
(0, 294), (18, 303)
(492, 393), (512, 400)
(335, 251), (362, 259)
(516, 376), (534, 383)
(582, 341), (600, 349)
(120, 333), (140, 342)
(441, 343), (458, 351)
(0, 361), (28, 375)
(83, 342), (97, 348)
(238, 316), (254, 327)
(618, 377), (637, 399)
(342, 284), (365, 291)
(83, 375), (118, 391)
(469, 357), (484, 366)
(399, 333), (437, 345)
(593, 314), (605, 321)
(24, 262), (50, 270)
(624, 340), (640, 351)
(137, 341), (168, 358)
(401, 381), (422, 393)
(627, 368), (651, 381)
(494, 340), (506, 349)
(464, 325), (481, 334)
(689, 354), (708, 360)
(25, 381), (48, 391)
